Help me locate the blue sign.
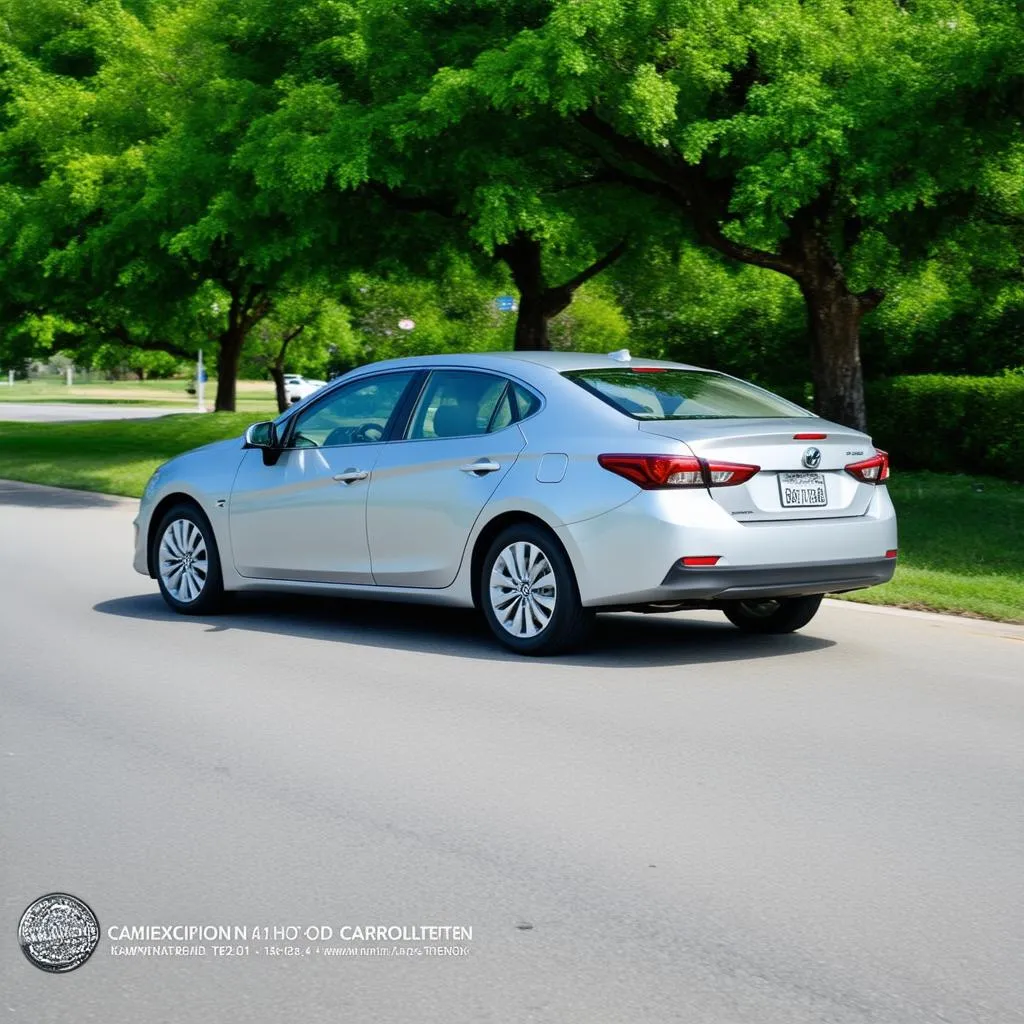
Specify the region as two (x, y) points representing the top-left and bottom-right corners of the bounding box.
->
(199, 370), (208, 383)
(495, 295), (517, 312)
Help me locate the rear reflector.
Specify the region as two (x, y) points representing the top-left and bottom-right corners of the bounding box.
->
(845, 451), (890, 483)
(885, 549), (898, 559)
(793, 433), (827, 440)
(598, 454), (759, 489)
(681, 556), (721, 567)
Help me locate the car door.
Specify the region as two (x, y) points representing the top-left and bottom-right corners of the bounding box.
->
(229, 370), (419, 583)
(366, 369), (528, 588)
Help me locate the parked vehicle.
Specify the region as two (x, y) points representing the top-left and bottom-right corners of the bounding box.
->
(135, 351), (897, 654)
(283, 374), (327, 404)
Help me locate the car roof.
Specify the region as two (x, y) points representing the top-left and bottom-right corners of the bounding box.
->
(351, 351), (709, 376)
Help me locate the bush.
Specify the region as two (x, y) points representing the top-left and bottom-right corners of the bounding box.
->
(866, 373), (1024, 481)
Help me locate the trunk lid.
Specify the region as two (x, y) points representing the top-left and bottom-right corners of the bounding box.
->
(640, 417), (878, 521)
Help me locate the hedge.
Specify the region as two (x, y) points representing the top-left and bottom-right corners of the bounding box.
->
(865, 374), (1024, 481)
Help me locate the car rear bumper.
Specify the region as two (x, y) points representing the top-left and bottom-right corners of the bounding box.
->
(658, 555), (895, 600)
(557, 485), (898, 607)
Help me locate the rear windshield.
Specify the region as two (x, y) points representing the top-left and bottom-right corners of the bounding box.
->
(563, 368), (810, 420)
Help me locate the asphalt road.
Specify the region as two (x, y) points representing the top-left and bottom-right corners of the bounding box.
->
(0, 402), (202, 422)
(2, 478), (1023, 1024)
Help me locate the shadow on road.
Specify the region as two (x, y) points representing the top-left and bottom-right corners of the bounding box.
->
(94, 592), (836, 669)
(0, 480), (128, 509)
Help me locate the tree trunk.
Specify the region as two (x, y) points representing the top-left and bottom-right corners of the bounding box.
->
(802, 287), (868, 430)
(513, 292), (551, 351)
(269, 364), (288, 413)
(497, 231), (627, 352)
(214, 325), (245, 412)
(795, 230), (880, 432)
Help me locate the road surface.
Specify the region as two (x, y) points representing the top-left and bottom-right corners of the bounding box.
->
(0, 402), (203, 423)
(2, 479), (1023, 1023)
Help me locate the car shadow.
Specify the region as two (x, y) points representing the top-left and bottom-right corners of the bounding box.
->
(0, 480), (130, 509)
(94, 592), (836, 669)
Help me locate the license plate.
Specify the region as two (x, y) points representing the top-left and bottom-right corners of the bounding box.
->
(778, 472), (827, 508)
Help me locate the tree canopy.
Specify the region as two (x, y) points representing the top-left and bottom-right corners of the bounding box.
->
(1, 0), (1022, 422)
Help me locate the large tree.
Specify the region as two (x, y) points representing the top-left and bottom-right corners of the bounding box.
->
(235, 0), (653, 352)
(430, 0), (1022, 427)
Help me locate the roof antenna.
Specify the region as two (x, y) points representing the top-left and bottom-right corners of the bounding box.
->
(607, 349), (631, 363)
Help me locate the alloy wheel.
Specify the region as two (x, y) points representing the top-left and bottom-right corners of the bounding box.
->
(489, 541), (557, 638)
(158, 518), (209, 604)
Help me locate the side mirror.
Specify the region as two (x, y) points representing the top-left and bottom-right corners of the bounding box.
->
(244, 421), (283, 466)
(244, 421), (277, 448)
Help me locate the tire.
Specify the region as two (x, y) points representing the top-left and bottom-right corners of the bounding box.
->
(479, 523), (592, 656)
(722, 594), (823, 634)
(152, 502), (227, 615)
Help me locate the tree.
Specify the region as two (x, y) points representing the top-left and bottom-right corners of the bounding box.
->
(437, 0), (1023, 427)
(0, 0), (374, 411)
(235, 0), (649, 352)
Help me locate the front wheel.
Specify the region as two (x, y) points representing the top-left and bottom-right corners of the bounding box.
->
(480, 524), (592, 656)
(153, 503), (226, 615)
(722, 595), (823, 634)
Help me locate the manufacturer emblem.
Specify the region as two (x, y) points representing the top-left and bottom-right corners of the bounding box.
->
(18, 894), (100, 973)
(801, 447), (822, 470)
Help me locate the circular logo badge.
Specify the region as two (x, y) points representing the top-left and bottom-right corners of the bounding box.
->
(18, 894), (100, 973)
(801, 446), (822, 470)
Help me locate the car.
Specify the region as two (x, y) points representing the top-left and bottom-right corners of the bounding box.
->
(134, 350), (897, 655)
(283, 374), (327, 404)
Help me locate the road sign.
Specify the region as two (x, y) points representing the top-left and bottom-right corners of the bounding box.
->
(495, 295), (517, 312)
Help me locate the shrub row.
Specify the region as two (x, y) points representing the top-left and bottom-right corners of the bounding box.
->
(865, 374), (1024, 481)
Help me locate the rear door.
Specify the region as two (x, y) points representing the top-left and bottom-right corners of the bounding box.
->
(641, 418), (877, 521)
(366, 369), (527, 587)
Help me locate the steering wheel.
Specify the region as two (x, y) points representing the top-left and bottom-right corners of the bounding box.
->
(351, 421), (385, 443)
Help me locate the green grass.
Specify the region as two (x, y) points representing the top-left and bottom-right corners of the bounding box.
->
(0, 377), (277, 412)
(0, 413), (258, 496)
(835, 471), (1024, 623)
(0, 417), (1020, 622)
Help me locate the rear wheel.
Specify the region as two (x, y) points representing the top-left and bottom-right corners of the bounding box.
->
(722, 595), (823, 634)
(480, 524), (592, 656)
(153, 502), (226, 615)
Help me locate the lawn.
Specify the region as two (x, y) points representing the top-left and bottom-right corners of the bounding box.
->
(833, 471), (1024, 623)
(0, 414), (1020, 622)
(0, 413), (257, 496)
(0, 377), (278, 413)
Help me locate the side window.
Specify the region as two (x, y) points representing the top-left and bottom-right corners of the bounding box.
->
(512, 383), (541, 420)
(407, 371), (513, 440)
(287, 372), (415, 448)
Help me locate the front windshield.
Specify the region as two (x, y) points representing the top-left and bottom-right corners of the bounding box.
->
(564, 368), (811, 420)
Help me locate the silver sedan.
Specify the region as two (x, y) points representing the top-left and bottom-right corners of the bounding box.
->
(134, 351), (897, 654)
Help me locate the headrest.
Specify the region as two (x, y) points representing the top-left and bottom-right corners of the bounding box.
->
(432, 403), (478, 438)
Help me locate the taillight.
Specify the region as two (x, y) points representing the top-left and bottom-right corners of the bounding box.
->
(705, 462), (758, 485)
(598, 454), (759, 489)
(845, 451), (889, 483)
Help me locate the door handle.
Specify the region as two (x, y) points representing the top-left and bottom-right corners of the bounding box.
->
(460, 459), (500, 475)
(333, 469), (369, 484)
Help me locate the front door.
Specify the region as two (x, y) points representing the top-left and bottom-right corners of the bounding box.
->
(367, 369), (526, 588)
(229, 371), (418, 583)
